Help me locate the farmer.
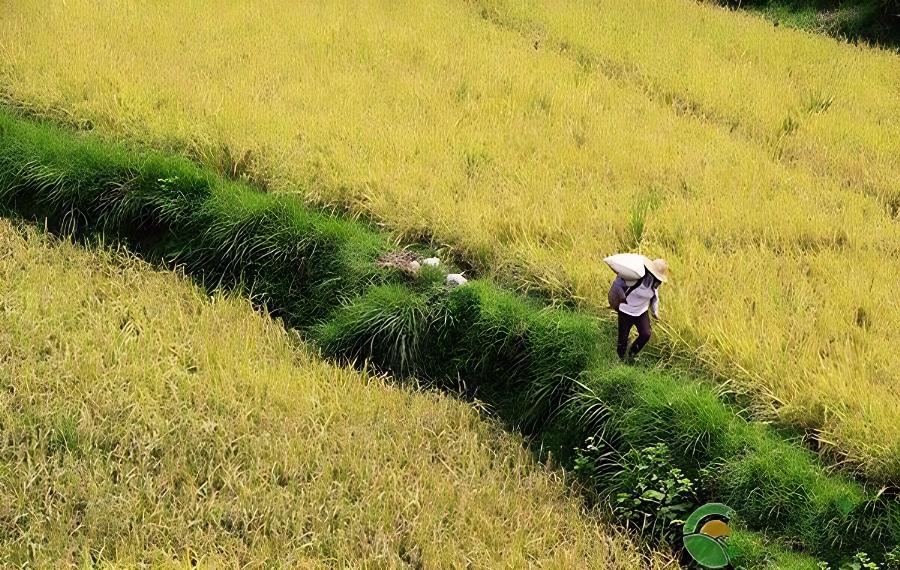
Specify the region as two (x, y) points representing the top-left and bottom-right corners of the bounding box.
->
(608, 258), (669, 361)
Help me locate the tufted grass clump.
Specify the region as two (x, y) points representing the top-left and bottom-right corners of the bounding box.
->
(317, 281), (602, 430)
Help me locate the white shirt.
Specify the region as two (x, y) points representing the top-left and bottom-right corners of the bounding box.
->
(618, 275), (659, 317)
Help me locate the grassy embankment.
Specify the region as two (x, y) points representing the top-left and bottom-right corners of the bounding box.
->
(0, 110), (895, 567)
(2, 0), (898, 481)
(0, 216), (679, 568)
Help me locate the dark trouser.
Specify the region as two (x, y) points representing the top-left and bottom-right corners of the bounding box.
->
(617, 310), (651, 360)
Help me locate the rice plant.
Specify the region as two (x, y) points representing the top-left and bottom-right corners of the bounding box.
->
(2, 0), (896, 479)
(0, 218), (676, 568)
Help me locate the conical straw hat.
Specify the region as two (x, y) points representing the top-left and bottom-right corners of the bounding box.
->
(645, 258), (670, 283)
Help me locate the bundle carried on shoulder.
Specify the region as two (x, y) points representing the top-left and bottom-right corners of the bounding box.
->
(604, 253), (647, 310)
(603, 253), (647, 281)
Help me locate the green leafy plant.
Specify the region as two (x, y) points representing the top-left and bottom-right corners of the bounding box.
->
(817, 550), (897, 570)
(846, 552), (882, 570)
(573, 436), (604, 479)
(576, 440), (697, 543)
(157, 175), (179, 190)
(887, 546), (900, 569)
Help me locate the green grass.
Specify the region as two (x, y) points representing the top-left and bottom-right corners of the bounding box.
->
(320, 285), (897, 564)
(317, 281), (603, 431)
(0, 108), (390, 325)
(568, 367), (897, 559)
(0, 107), (890, 566)
(0, 217), (681, 568)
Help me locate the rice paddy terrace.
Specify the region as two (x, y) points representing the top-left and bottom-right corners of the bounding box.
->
(1, 0), (899, 567)
(3, 0), (899, 480)
(0, 216), (680, 568)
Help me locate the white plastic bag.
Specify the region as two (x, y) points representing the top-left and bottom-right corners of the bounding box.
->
(603, 253), (647, 281)
(446, 273), (468, 287)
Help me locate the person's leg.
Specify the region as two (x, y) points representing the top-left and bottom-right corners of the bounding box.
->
(629, 311), (652, 356)
(617, 311), (634, 360)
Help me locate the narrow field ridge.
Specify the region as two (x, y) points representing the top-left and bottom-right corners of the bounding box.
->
(0, 217), (683, 568)
(0, 109), (896, 566)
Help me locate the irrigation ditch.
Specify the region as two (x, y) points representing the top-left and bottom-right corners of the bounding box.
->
(0, 108), (897, 568)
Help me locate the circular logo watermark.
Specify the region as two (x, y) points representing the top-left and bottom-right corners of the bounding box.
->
(683, 503), (735, 568)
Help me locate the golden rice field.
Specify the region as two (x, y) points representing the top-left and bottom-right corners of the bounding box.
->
(1, 1), (898, 479)
(0, 217), (674, 568)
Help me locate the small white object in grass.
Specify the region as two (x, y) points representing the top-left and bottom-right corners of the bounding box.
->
(409, 260), (421, 271)
(446, 273), (468, 287)
(422, 257), (440, 267)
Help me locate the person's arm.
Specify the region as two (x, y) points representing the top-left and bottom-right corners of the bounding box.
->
(651, 288), (660, 319)
(609, 278), (626, 309)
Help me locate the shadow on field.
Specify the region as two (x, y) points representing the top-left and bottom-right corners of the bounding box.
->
(708, 0), (900, 47)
